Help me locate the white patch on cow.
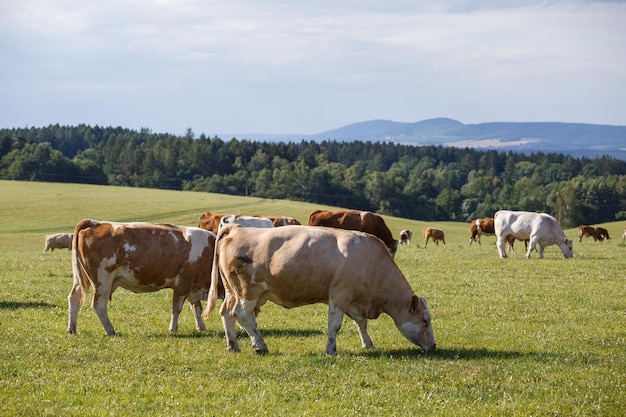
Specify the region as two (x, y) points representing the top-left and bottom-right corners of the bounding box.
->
(183, 227), (210, 264)
(123, 242), (136, 253)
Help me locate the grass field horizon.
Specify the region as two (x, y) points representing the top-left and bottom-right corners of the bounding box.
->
(1, 180), (624, 416)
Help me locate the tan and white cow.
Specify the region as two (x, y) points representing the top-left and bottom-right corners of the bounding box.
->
(423, 227), (445, 247)
(68, 220), (216, 335)
(308, 209), (398, 258)
(204, 224), (436, 355)
(494, 210), (573, 259)
(43, 232), (72, 252)
(198, 212), (226, 234)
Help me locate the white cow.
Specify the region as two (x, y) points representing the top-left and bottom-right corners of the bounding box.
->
(44, 233), (72, 252)
(219, 214), (275, 231)
(494, 210), (573, 259)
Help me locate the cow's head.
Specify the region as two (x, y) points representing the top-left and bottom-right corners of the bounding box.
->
(396, 295), (436, 351)
(560, 238), (573, 258)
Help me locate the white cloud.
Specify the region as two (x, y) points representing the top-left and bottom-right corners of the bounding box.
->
(1, 0), (624, 134)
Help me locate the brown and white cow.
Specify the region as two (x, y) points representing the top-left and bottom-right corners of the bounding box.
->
(308, 209), (398, 258)
(68, 220), (216, 335)
(43, 232), (72, 252)
(204, 224), (436, 355)
(264, 216), (301, 227)
(469, 218), (524, 250)
(198, 212), (225, 234)
(623, 226), (626, 242)
(469, 218), (495, 245)
(423, 227), (445, 247)
(399, 229), (412, 245)
(494, 210), (573, 259)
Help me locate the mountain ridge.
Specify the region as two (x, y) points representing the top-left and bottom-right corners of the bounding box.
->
(230, 118), (626, 160)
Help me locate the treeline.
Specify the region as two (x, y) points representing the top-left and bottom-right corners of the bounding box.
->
(2, 124), (626, 227)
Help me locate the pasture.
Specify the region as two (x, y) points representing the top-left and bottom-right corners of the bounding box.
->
(0, 180), (624, 416)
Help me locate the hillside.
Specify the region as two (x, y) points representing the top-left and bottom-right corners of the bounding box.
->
(236, 118), (626, 160)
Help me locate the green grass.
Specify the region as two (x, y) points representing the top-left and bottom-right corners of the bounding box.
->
(0, 180), (625, 416)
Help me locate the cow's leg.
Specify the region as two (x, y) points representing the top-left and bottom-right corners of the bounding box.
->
(188, 300), (206, 331)
(235, 309), (268, 355)
(496, 236), (507, 259)
(169, 293), (186, 332)
(538, 244), (545, 259)
(351, 318), (374, 350)
(92, 291), (116, 335)
(526, 237), (539, 259)
(220, 304), (241, 352)
(67, 278), (81, 334)
(326, 302), (344, 355)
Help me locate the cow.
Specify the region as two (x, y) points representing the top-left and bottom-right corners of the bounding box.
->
(204, 224), (436, 355)
(219, 214), (275, 231)
(578, 225), (610, 242)
(198, 212), (225, 234)
(308, 209), (398, 258)
(623, 226), (626, 242)
(469, 218), (525, 250)
(494, 210), (573, 259)
(469, 218), (495, 245)
(67, 220), (216, 335)
(43, 233), (72, 252)
(423, 227), (445, 247)
(399, 229), (412, 245)
(264, 216), (301, 227)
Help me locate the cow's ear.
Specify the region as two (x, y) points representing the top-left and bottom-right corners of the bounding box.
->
(409, 295), (421, 313)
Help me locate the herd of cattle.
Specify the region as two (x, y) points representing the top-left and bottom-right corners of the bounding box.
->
(43, 209), (625, 355)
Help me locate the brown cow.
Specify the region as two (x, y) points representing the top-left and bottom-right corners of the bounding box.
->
(68, 220), (216, 335)
(469, 218), (526, 251)
(43, 232), (72, 252)
(578, 225), (610, 242)
(198, 212), (225, 234)
(308, 209), (398, 257)
(424, 227), (445, 247)
(399, 229), (412, 245)
(204, 224), (436, 355)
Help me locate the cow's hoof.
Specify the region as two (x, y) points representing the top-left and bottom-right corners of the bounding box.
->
(254, 348), (268, 355)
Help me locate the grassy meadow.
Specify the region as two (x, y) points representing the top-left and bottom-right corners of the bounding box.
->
(0, 179), (624, 416)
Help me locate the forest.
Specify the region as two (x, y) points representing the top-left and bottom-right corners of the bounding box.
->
(2, 124), (626, 227)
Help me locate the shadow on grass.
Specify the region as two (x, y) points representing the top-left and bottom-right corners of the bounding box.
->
(0, 300), (57, 310)
(358, 346), (560, 363)
(148, 327), (324, 340)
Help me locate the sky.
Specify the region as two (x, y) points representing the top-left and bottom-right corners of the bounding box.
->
(1, 0), (625, 137)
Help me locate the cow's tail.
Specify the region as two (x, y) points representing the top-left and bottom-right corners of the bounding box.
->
(204, 224), (231, 318)
(72, 219), (96, 306)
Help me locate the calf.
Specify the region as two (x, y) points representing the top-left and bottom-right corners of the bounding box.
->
(423, 227), (445, 247)
(68, 220), (216, 335)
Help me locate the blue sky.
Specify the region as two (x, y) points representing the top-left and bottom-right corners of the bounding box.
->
(1, 0), (625, 136)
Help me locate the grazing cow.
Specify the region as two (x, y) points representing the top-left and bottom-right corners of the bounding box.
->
(204, 224), (436, 355)
(67, 220), (216, 335)
(494, 210), (573, 259)
(423, 227), (445, 247)
(198, 212), (225, 234)
(399, 229), (412, 245)
(308, 209), (398, 258)
(578, 225), (610, 242)
(43, 233), (72, 252)
(623, 226), (626, 242)
(264, 216), (301, 227)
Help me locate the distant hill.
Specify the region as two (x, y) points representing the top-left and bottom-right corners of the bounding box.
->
(232, 118), (626, 160)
